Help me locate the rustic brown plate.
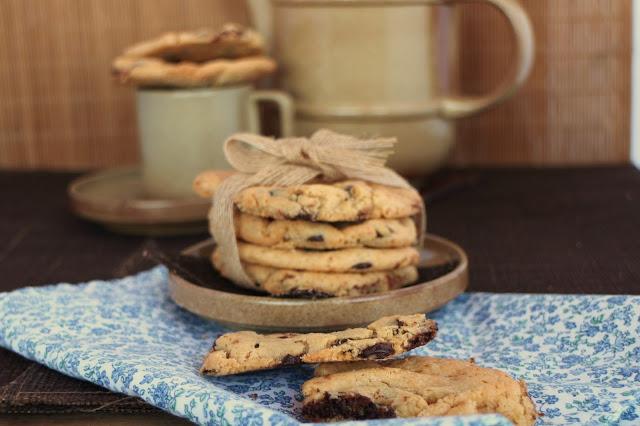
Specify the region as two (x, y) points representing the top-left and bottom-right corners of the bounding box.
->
(168, 234), (468, 332)
(68, 167), (210, 236)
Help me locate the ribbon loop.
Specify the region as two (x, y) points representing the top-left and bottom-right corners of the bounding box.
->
(279, 138), (319, 167)
(209, 129), (425, 288)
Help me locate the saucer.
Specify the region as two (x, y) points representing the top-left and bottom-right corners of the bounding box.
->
(168, 234), (468, 332)
(68, 167), (210, 236)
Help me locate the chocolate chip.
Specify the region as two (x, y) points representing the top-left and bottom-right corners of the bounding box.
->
(281, 354), (302, 365)
(396, 319), (406, 327)
(352, 262), (372, 270)
(405, 325), (438, 350)
(332, 338), (349, 347)
(277, 333), (296, 339)
(164, 54), (181, 63)
(332, 221), (354, 229)
(254, 343), (260, 348)
(307, 234), (325, 242)
(302, 393), (395, 421)
(294, 213), (313, 221)
(359, 342), (394, 359)
(375, 230), (384, 238)
(344, 185), (356, 198)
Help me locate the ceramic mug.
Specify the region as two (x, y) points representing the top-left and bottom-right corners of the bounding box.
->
(269, 0), (534, 175)
(136, 86), (293, 198)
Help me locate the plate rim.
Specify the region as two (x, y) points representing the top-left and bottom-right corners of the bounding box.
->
(168, 234), (468, 330)
(68, 166), (210, 225)
(169, 233), (467, 306)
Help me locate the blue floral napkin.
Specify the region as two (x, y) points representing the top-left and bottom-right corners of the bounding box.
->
(0, 266), (638, 425)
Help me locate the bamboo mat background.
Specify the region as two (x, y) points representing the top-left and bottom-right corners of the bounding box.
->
(0, 0), (632, 170)
(455, 0), (631, 166)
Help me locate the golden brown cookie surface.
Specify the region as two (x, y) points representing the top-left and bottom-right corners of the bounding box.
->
(212, 250), (417, 297)
(200, 315), (437, 376)
(303, 356), (539, 425)
(112, 55), (276, 88)
(234, 242), (419, 273)
(123, 24), (263, 63)
(234, 180), (422, 222)
(235, 213), (417, 250)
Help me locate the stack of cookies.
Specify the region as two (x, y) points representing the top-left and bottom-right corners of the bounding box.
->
(198, 177), (424, 297)
(112, 24), (276, 88)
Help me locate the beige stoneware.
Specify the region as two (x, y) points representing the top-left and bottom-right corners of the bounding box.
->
(249, 0), (534, 174)
(168, 234), (468, 332)
(68, 167), (209, 236)
(137, 86), (293, 198)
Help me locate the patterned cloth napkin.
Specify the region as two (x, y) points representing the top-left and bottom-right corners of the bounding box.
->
(0, 266), (638, 425)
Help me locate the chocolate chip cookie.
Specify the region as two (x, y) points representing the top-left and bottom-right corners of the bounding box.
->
(192, 170), (235, 198)
(200, 314), (437, 376)
(234, 242), (420, 273)
(234, 180), (422, 222)
(212, 250), (418, 297)
(112, 55), (276, 88)
(302, 356), (539, 425)
(235, 213), (417, 250)
(122, 24), (264, 63)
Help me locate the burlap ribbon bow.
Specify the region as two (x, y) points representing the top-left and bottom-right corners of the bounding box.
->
(210, 129), (425, 288)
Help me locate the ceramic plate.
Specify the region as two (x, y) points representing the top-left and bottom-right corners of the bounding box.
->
(168, 234), (468, 332)
(68, 167), (210, 236)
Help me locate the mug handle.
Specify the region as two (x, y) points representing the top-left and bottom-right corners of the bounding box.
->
(436, 0), (535, 119)
(247, 90), (295, 137)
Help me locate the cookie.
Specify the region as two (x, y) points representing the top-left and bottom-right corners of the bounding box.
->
(212, 250), (418, 297)
(123, 24), (263, 63)
(234, 180), (422, 222)
(235, 213), (417, 250)
(235, 242), (420, 272)
(192, 170), (234, 198)
(200, 314), (437, 376)
(303, 356), (538, 425)
(112, 55), (276, 88)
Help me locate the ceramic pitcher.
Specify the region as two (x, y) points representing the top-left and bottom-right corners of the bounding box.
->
(248, 0), (534, 175)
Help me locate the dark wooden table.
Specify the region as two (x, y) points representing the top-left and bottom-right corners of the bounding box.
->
(1, 167), (639, 422)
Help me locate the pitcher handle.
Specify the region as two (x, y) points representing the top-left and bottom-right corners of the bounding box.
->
(247, 90), (295, 137)
(436, 0), (535, 118)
